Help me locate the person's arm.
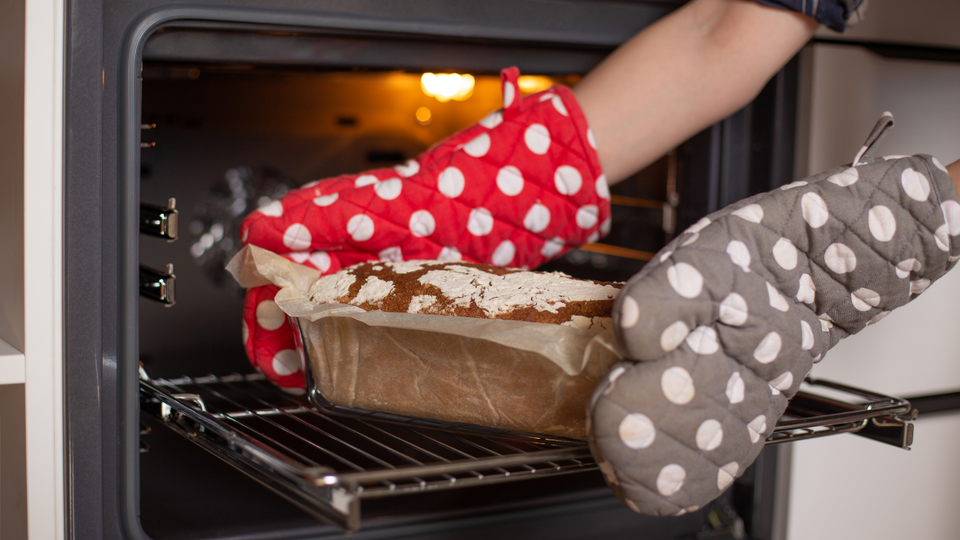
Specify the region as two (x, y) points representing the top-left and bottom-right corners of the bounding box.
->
(949, 159), (960, 194)
(575, 0), (819, 185)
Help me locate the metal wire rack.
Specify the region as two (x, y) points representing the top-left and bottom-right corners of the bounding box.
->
(140, 373), (914, 533)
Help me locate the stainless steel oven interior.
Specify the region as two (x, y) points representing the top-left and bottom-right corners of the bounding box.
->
(63, 2), (930, 540)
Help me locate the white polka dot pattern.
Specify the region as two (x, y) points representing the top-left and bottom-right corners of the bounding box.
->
(523, 203), (551, 233)
(910, 278), (931, 295)
(766, 283), (789, 312)
(375, 178), (402, 200)
(661, 367), (695, 404)
(554, 165), (583, 195)
(478, 110), (502, 129)
(313, 193), (338, 206)
(283, 224), (312, 250)
(800, 320), (814, 350)
(797, 274), (816, 304)
(467, 208), (494, 236)
(394, 159), (419, 177)
(801, 192), (829, 228)
(437, 246), (462, 262)
(771, 372), (793, 392)
(901, 168), (930, 201)
(596, 175), (610, 200)
(726, 372), (745, 404)
(540, 237), (564, 258)
(868, 206), (896, 241)
(828, 167), (858, 187)
(409, 210), (436, 237)
(309, 251), (331, 272)
(696, 420), (723, 451)
(895, 258), (920, 279)
(780, 180), (808, 190)
(753, 332), (781, 364)
(727, 241), (751, 272)
(496, 166), (524, 196)
(660, 321), (690, 353)
(935, 225), (951, 251)
(438, 166), (465, 198)
(272, 349), (300, 376)
(378, 246), (402, 262)
(289, 252), (309, 263)
(524, 124), (551, 155)
(503, 80), (515, 108)
(718, 293), (748, 326)
(933, 156), (949, 173)
(747, 415), (767, 444)
(667, 263), (703, 299)
(576, 205), (599, 229)
(619, 413), (656, 449)
(850, 288), (880, 311)
(656, 464), (686, 497)
(619, 296), (640, 329)
(256, 300), (286, 330)
(942, 200), (960, 235)
(772, 238), (798, 270)
(686, 326), (719, 355)
(604, 366), (627, 396)
(732, 204), (763, 224)
(491, 240), (516, 267)
(463, 133), (491, 157)
(259, 200), (283, 217)
(717, 463), (739, 490)
(687, 218), (711, 234)
(551, 95), (568, 116)
(824, 243), (857, 274)
(347, 214), (375, 242)
(354, 174), (378, 188)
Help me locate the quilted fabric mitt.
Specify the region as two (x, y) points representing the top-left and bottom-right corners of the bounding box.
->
(589, 113), (960, 515)
(239, 67), (610, 389)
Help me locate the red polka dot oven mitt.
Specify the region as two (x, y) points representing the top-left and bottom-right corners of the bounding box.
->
(591, 113), (960, 516)
(240, 67), (610, 389)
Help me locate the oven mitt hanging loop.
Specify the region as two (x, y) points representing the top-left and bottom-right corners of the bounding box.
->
(589, 113), (960, 516)
(239, 68), (610, 388)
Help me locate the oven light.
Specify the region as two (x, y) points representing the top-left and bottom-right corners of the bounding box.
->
(518, 75), (554, 94)
(415, 106), (432, 125)
(420, 72), (475, 102)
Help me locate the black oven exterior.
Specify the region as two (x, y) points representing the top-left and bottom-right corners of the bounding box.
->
(63, 1), (800, 538)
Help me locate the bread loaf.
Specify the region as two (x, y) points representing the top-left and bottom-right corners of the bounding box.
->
(304, 260), (623, 439)
(308, 260), (622, 327)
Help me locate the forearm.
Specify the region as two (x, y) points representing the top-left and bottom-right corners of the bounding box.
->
(575, 0), (818, 185)
(949, 159), (960, 196)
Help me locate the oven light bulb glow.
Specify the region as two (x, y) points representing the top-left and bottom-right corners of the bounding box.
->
(421, 73), (474, 102)
(415, 106), (432, 125)
(517, 75), (554, 95)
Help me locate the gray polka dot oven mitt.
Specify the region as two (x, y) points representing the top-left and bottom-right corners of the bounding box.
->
(588, 114), (960, 516)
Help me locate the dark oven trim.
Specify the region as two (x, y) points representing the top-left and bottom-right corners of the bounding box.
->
(106, 3), (677, 539)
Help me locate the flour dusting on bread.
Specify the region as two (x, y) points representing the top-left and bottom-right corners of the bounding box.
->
(307, 260), (621, 326)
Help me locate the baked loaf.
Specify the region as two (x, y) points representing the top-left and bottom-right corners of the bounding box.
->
(308, 260), (622, 327)
(304, 260), (623, 438)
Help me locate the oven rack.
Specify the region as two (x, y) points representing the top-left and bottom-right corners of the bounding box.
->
(139, 373), (914, 533)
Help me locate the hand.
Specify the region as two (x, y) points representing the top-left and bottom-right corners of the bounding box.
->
(240, 68), (611, 388)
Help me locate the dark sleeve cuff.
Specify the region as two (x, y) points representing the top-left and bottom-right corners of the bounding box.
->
(750, 0), (865, 33)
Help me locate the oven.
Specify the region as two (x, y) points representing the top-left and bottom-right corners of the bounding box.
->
(55, 1), (924, 539)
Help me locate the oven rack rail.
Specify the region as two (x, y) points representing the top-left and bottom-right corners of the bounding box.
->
(139, 373), (914, 533)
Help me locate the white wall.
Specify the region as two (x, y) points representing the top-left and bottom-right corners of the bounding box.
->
(789, 25), (960, 540)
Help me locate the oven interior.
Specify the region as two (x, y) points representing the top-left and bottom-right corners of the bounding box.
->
(132, 23), (915, 540)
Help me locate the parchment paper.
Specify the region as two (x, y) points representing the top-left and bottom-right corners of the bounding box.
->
(227, 246), (624, 437)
